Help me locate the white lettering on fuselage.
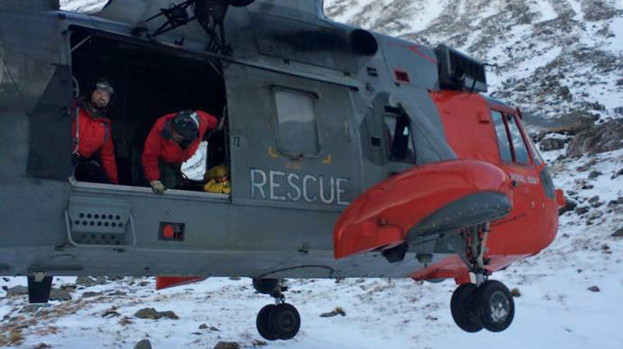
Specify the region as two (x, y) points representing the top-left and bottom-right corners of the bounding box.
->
(510, 173), (539, 185)
(250, 169), (350, 206)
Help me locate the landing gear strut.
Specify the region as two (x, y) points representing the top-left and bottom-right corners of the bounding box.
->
(449, 224), (515, 333)
(253, 278), (301, 341)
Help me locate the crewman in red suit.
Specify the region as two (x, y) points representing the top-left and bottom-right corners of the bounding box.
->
(72, 78), (119, 184)
(142, 110), (218, 194)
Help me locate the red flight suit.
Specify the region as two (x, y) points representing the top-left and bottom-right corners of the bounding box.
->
(72, 101), (119, 184)
(142, 111), (218, 182)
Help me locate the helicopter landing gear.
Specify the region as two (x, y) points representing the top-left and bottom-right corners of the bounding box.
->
(450, 283), (483, 332)
(253, 278), (301, 341)
(27, 273), (52, 303)
(449, 224), (515, 333)
(478, 280), (514, 332)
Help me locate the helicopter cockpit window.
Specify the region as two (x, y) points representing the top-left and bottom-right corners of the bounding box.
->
(383, 114), (415, 163)
(491, 111), (513, 163)
(506, 115), (530, 165)
(274, 89), (320, 156)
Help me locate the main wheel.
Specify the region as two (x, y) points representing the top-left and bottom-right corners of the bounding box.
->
(478, 280), (514, 332)
(269, 303), (301, 340)
(256, 304), (277, 341)
(450, 283), (483, 333)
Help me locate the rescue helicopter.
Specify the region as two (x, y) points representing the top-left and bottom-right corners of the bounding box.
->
(0, 0), (565, 341)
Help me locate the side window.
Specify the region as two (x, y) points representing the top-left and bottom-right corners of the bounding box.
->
(274, 89), (319, 156)
(383, 114), (415, 162)
(491, 111), (512, 162)
(506, 115), (530, 165)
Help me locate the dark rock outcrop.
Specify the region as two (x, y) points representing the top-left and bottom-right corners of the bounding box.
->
(540, 137), (566, 151)
(559, 199), (577, 215)
(134, 339), (152, 349)
(135, 308), (179, 320)
(567, 119), (623, 157)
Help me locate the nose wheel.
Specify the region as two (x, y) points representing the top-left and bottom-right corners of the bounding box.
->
(449, 224), (515, 332)
(451, 280), (514, 333)
(253, 278), (301, 341)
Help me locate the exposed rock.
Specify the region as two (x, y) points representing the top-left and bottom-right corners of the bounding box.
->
(20, 304), (46, 313)
(214, 342), (240, 349)
(612, 228), (623, 238)
(102, 307), (121, 318)
(34, 344), (52, 349)
(618, 197), (623, 204)
(5, 286), (28, 297)
(587, 286), (600, 292)
(587, 102), (605, 111)
(581, 184), (594, 190)
(567, 119), (623, 157)
(510, 288), (521, 297)
(49, 288), (72, 301)
(540, 137), (565, 151)
(251, 339), (267, 347)
(617, 79), (623, 86)
(320, 307), (346, 317)
(559, 199), (577, 215)
(590, 200), (603, 208)
(575, 207), (589, 215)
(615, 106), (623, 115)
(82, 292), (103, 298)
(134, 308), (179, 320)
(119, 317), (133, 325)
(588, 196), (600, 203)
(542, 112), (596, 137)
(588, 171), (602, 179)
(611, 168), (623, 179)
(577, 159), (598, 172)
(134, 339), (152, 349)
(199, 323), (208, 330)
(589, 211), (603, 219)
(607, 200), (618, 207)
(558, 86), (572, 101)
(76, 276), (107, 287)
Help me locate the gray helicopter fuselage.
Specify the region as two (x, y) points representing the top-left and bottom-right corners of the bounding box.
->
(0, 0), (471, 279)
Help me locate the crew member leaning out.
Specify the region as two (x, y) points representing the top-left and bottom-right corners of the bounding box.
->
(142, 110), (218, 194)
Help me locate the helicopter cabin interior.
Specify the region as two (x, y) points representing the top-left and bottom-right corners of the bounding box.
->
(69, 28), (228, 189)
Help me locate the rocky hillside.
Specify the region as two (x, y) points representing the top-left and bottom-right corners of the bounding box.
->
(326, 0), (623, 123)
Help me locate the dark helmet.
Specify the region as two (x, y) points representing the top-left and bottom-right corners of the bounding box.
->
(172, 110), (200, 139)
(86, 77), (115, 97)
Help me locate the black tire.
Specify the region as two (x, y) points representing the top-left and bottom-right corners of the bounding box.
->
(450, 283), (484, 333)
(269, 303), (301, 340)
(252, 278), (280, 295)
(256, 304), (277, 341)
(478, 280), (514, 332)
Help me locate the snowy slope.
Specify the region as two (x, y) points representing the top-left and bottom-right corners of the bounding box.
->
(1, 1), (622, 348)
(326, 0), (623, 121)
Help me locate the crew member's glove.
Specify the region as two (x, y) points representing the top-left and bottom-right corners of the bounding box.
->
(150, 180), (166, 194)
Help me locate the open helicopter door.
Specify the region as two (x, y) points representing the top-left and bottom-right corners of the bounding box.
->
(222, 62), (363, 242)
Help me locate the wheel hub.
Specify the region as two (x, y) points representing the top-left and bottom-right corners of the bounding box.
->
(489, 291), (510, 322)
(278, 311), (296, 330)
